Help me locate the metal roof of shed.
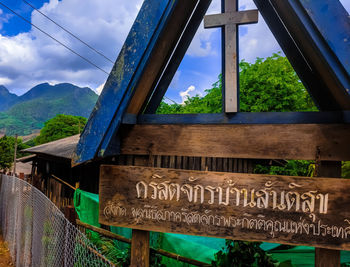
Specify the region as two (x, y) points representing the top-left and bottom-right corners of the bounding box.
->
(23, 135), (79, 160)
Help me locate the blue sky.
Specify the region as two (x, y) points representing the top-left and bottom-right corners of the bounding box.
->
(0, 0), (349, 103)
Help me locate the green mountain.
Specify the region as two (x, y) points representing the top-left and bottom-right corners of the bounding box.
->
(0, 83), (98, 135)
(0, 85), (19, 111)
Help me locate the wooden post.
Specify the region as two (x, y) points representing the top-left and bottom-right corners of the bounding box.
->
(64, 205), (77, 226)
(130, 229), (150, 267)
(315, 161), (341, 267)
(64, 206), (77, 267)
(129, 155), (152, 267)
(13, 134), (17, 176)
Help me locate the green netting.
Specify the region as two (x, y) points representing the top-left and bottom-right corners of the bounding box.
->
(73, 189), (350, 266)
(74, 189), (223, 265)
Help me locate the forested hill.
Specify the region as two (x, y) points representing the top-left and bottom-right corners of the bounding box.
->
(0, 83), (98, 135)
(0, 85), (18, 112)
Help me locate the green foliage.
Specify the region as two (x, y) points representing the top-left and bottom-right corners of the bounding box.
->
(212, 240), (277, 267)
(0, 135), (28, 170)
(87, 231), (130, 266)
(239, 53), (316, 112)
(157, 78), (222, 114)
(34, 114), (87, 145)
(86, 231), (165, 267)
(342, 162), (350, 178)
(254, 160), (313, 177)
(157, 53), (316, 115)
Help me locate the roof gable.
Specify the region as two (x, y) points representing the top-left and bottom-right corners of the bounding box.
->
(74, 0), (350, 165)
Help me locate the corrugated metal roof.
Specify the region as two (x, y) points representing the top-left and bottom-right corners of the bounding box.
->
(23, 135), (79, 160)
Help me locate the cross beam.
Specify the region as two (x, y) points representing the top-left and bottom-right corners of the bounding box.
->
(204, 0), (258, 113)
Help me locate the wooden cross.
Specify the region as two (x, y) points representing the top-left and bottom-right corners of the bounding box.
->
(204, 0), (258, 113)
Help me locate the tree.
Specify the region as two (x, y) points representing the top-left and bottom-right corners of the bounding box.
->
(342, 161), (350, 178)
(157, 53), (316, 114)
(34, 114), (87, 145)
(157, 78), (223, 114)
(240, 53), (316, 112)
(0, 136), (28, 171)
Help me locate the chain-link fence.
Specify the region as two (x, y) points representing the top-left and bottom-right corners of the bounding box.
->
(0, 174), (114, 267)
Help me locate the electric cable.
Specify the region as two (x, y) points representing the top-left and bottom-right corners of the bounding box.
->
(0, 1), (109, 75)
(22, 0), (114, 64)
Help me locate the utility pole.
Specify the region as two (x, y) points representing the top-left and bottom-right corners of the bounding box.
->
(13, 134), (18, 176)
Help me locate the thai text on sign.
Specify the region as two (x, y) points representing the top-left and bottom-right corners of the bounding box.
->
(99, 165), (350, 250)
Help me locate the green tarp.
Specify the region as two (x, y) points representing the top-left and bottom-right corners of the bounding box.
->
(74, 189), (350, 266)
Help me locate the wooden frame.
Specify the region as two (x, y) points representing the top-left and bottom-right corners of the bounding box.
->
(120, 123), (350, 161)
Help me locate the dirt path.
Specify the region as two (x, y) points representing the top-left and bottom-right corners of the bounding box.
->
(0, 235), (13, 266)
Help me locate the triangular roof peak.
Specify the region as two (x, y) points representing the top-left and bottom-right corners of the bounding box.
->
(73, 0), (350, 165)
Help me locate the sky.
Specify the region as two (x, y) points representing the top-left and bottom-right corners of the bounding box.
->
(0, 0), (349, 103)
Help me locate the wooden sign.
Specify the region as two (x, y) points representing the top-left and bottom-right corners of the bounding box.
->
(99, 165), (350, 250)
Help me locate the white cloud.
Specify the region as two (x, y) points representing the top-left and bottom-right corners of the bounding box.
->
(0, 77), (11, 85)
(239, 20), (281, 63)
(238, 0), (281, 63)
(0, 8), (12, 30)
(0, 0), (142, 95)
(179, 85), (196, 104)
(95, 82), (105, 95)
(186, 0), (220, 58)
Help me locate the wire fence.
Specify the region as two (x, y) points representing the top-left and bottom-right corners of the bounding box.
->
(0, 174), (114, 267)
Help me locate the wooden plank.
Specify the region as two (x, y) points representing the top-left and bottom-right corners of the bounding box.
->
(176, 156), (182, 169)
(169, 156), (175, 169)
(144, 0), (212, 114)
(315, 248), (340, 267)
(99, 165), (350, 251)
(120, 124), (350, 161)
(204, 10), (258, 28)
(73, 0), (174, 164)
(201, 157), (206, 171)
(224, 20), (238, 113)
(131, 229), (150, 267)
(315, 161), (341, 267)
(130, 111), (350, 124)
(127, 0), (199, 115)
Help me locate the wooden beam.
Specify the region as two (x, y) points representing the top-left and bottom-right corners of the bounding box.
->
(77, 219), (131, 244)
(144, 1), (212, 114)
(315, 161), (341, 267)
(127, 0), (199, 114)
(204, 10), (258, 28)
(126, 111), (350, 124)
(120, 124), (350, 161)
(130, 229), (150, 267)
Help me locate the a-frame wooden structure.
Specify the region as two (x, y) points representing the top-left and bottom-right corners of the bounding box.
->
(73, 0), (350, 266)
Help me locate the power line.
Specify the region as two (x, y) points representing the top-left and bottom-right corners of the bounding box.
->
(0, 1), (109, 75)
(164, 96), (178, 104)
(22, 0), (114, 64)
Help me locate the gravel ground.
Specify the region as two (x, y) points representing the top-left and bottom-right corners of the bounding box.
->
(0, 235), (13, 266)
